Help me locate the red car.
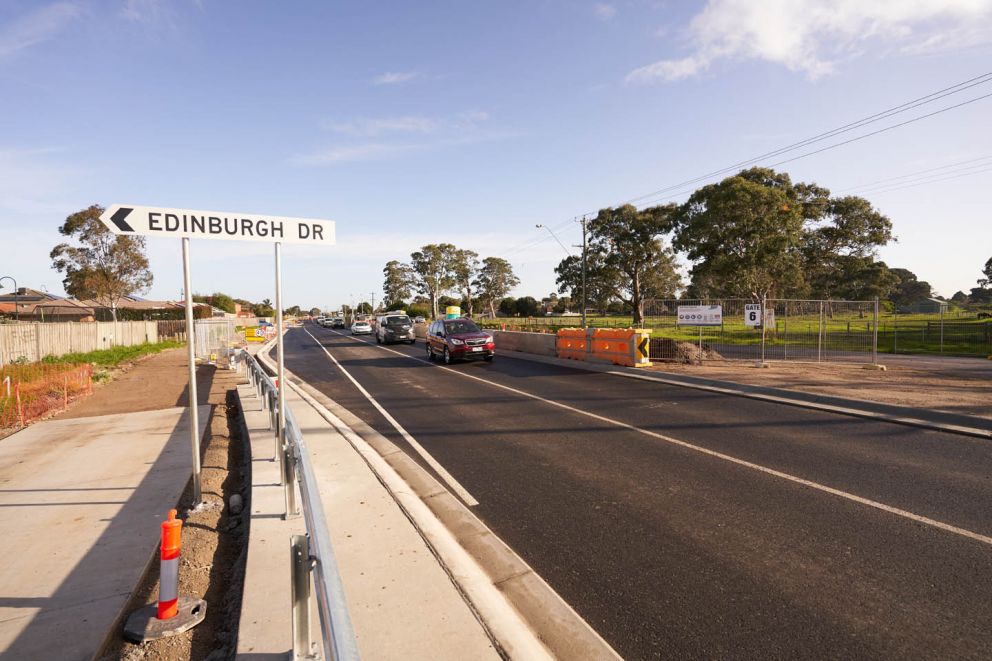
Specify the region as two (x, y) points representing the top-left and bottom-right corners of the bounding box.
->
(426, 318), (495, 364)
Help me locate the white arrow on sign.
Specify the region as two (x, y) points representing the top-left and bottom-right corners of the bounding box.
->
(99, 204), (335, 245)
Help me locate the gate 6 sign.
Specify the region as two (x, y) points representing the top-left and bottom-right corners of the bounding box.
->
(100, 204), (335, 245)
(677, 305), (723, 326)
(744, 303), (761, 327)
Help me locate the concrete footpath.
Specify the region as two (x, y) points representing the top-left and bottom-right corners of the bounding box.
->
(236, 378), (500, 659)
(0, 405), (208, 660)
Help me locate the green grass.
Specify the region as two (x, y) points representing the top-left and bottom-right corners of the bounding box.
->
(42, 341), (184, 368)
(482, 313), (992, 356)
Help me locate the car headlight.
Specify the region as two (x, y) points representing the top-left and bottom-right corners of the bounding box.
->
(485, 336), (494, 343)
(450, 338), (464, 345)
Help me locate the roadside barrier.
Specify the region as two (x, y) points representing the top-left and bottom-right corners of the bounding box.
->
(555, 328), (652, 367)
(244, 352), (360, 661)
(556, 328), (588, 360)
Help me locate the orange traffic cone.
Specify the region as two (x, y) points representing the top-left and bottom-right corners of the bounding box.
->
(123, 510), (207, 642)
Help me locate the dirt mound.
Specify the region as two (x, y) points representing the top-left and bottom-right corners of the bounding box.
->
(650, 338), (723, 363)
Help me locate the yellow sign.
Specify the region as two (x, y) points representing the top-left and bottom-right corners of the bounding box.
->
(245, 326), (266, 343)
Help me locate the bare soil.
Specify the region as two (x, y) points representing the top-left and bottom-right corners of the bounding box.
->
(54, 349), (250, 661)
(647, 358), (992, 420)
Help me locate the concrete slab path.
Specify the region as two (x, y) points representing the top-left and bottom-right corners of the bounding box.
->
(236, 380), (499, 660)
(0, 405), (208, 661)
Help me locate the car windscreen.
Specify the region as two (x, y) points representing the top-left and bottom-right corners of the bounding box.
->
(444, 320), (480, 334)
(384, 316), (411, 326)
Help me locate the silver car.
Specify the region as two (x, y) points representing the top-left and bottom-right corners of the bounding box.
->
(376, 313), (416, 344)
(351, 320), (372, 335)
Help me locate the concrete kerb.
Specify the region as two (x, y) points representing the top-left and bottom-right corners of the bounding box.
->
(497, 349), (992, 441)
(258, 339), (620, 661)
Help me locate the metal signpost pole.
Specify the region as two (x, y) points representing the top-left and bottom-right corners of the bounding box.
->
(818, 301), (824, 362)
(760, 295), (767, 367)
(182, 238), (202, 505)
(276, 242), (287, 476)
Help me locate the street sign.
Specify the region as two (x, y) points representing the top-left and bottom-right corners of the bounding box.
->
(99, 204), (335, 245)
(677, 305), (723, 326)
(744, 304), (761, 327)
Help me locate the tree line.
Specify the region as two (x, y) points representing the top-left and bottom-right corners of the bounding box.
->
(383, 245), (519, 319)
(555, 167), (991, 325)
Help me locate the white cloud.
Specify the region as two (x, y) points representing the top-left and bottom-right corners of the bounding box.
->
(288, 143), (418, 166)
(372, 71), (421, 85)
(320, 111), (490, 137)
(594, 3), (617, 21)
(293, 111), (502, 166)
(0, 2), (82, 59)
(120, 0), (169, 23)
(320, 116), (440, 137)
(626, 0), (992, 84)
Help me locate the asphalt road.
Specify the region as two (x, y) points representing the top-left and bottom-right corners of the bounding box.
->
(284, 322), (992, 660)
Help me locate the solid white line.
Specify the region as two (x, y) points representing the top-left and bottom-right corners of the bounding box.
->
(302, 327), (479, 507)
(326, 327), (992, 549)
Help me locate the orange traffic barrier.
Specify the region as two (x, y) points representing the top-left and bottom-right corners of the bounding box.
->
(158, 509), (183, 620)
(556, 328), (652, 367)
(556, 328), (588, 360)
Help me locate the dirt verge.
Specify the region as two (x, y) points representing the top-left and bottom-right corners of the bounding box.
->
(60, 351), (251, 661)
(646, 359), (992, 420)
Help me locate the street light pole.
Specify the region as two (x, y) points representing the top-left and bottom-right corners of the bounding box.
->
(0, 276), (19, 321)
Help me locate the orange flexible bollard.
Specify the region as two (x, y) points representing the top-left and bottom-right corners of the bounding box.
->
(157, 509), (183, 620)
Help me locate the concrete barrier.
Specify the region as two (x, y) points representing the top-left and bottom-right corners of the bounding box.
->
(493, 330), (556, 357)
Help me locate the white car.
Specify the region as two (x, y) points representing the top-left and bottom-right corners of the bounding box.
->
(351, 320), (372, 335)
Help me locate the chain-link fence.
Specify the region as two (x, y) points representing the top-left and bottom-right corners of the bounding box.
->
(641, 298), (879, 363)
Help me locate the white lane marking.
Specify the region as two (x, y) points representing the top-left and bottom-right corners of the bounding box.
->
(326, 326), (992, 549)
(302, 327), (479, 507)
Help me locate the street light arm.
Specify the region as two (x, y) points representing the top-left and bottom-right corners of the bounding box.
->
(0, 276), (19, 322)
(535, 225), (574, 256)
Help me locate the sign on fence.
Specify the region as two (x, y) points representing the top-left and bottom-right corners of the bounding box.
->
(677, 305), (723, 326)
(744, 304), (761, 327)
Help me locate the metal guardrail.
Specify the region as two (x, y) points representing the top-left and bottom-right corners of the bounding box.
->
(244, 352), (360, 661)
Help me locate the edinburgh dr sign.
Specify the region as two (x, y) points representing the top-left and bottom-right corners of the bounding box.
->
(99, 204), (335, 245)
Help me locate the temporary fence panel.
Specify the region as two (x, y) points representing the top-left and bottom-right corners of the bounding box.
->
(0, 362), (93, 431)
(193, 319), (240, 359)
(0, 321), (159, 366)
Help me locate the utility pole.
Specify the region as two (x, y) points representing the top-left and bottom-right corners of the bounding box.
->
(370, 291), (375, 315)
(579, 216), (588, 328)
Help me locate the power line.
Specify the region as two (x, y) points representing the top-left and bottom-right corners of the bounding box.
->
(837, 154), (992, 193)
(611, 72), (992, 210)
(852, 164), (992, 196)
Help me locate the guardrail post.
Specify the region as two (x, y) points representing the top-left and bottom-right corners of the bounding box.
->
(284, 441), (299, 519)
(291, 534), (317, 660)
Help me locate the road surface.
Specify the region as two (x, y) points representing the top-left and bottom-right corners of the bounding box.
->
(283, 322), (992, 660)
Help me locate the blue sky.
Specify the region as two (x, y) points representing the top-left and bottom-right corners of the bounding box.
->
(2, 0), (991, 310)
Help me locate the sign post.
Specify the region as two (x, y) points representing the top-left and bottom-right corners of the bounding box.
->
(676, 305), (723, 365)
(181, 238), (201, 504)
(100, 205), (335, 510)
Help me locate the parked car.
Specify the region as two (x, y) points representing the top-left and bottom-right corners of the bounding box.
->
(376, 313), (416, 344)
(426, 318), (495, 363)
(351, 320), (372, 335)
(414, 316), (426, 324)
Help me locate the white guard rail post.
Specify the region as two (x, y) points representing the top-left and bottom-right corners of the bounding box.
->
(243, 352), (360, 661)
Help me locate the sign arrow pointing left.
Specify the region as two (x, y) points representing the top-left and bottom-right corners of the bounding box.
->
(110, 207), (135, 232)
